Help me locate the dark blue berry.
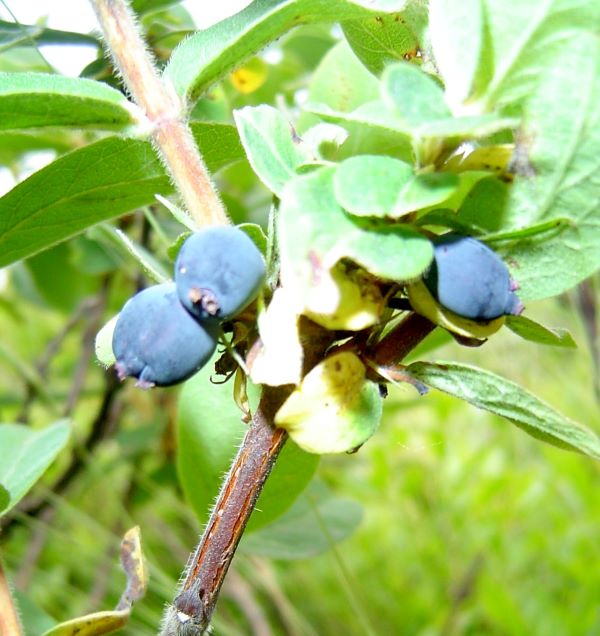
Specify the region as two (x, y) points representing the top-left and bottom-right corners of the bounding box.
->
(112, 282), (218, 388)
(424, 234), (523, 320)
(175, 226), (265, 321)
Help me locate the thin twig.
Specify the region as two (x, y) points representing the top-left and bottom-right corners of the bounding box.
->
(64, 282), (110, 417)
(90, 0), (228, 228)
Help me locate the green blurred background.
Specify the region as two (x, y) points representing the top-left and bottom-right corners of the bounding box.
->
(0, 1), (598, 634)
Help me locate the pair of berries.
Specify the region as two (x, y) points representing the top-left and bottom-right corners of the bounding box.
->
(112, 226), (266, 388)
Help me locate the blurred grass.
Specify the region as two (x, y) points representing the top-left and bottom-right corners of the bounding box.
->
(4, 296), (600, 635)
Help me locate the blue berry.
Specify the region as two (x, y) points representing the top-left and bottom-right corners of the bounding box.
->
(424, 234), (523, 320)
(175, 226), (265, 321)
(112, 282), (218, 388)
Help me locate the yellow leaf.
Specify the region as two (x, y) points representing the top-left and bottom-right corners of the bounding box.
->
(275, 352), (382, 454)
(407, 278), (505, 340)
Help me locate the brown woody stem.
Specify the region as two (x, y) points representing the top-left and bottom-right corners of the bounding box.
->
(160, 386), (290, 635)
(370, 312), (436, 367)
(90, 0), (228, 228)
(160, 314), (435, 635)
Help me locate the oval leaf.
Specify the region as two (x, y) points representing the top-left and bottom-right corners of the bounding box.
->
(0, 122), (243, 267)
(164, 0), (400, 102)
(428, 0), (483, 106)
(234, 104), (309, 196)
(407, 361), (600, 460)
(334, 155), (413, 217)
(500, 36), (600, 300)
(0, 420), (70, 516)
(506, 315), (577, 348)
(0, 72), (139, 131)
(343, 5), (427, 76)
(382, 61), (449, 126)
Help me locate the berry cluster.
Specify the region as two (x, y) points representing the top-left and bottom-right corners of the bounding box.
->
(112, 226), (266, 388)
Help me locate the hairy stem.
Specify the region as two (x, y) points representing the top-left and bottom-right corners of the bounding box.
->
(90, 0), (228, 228)
(160, 387), (290, 635)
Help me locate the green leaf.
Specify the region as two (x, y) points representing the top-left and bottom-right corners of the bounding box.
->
(0, 131), (73, 165)
(275, 352), (383, 454)
(164, 0), (402, 102)
(334, 155), (459, 218)
(25, 242), (99, 312)
(307, 99), (515, 145)
(12, 589), (56, 635)
(382, 61), (450, 126)
(280, 168), (433, 307)
(334, 155), (413, 216)
(455, 176), (509, 233)
(177, 358), (318, 527)
(234, 104), (309, 196)
(237, 222), (268, 255)
(305, 40), (380, 116)
(0, 20), (98, 53)
(342, 3), (428, 76)
(0, 484), (8, 512)
(476, 0), (600, 109)
(428, 0), (483, 107)
(346, 0), (409, 8)
(0, 420), (70, 517)
(177, 356), (248, 526)
(499, 36), (600, 300)
(241, 481), (362, 559)
(0, 73), (138, 131)
(0, 122), (244, 267)
(131, 0), (183, 14)
(408, 361), (600, 460)
(392, 172), (459, 217)
(111, 229), (170, 283)
(304, 42), (419, 161)
(505, 315), (577, 348)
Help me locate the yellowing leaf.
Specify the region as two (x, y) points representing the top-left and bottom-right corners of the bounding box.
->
(443, 144), (513, 177)
(407, 279), (505, 340)
(275, 352), (382, 454)
(94, 315), (118, 369)
(42, 612), (129, 635)
(117, 526), (148, 610)
(43, 527), (147, 636)
(304, 262), (384, 330)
